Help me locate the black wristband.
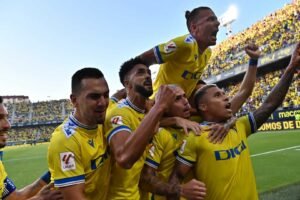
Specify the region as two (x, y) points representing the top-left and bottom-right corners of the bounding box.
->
(249, 58), (258, 66)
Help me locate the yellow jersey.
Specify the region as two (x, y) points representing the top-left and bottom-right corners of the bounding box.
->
(145, 128), (187, 200)
(104, 98), (148, 200)
(0, 161), (6, 198)
(176, 114), (259, 200)
(48, 114), (110, 200)
(153, 34), (212, 98)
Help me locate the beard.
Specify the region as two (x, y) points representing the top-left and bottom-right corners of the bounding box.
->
(135, 84), (153, 98)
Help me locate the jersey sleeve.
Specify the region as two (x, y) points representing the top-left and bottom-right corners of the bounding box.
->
(153, 35), (193, 64)
(145, 128), (169, 169)
(104, 107), (132, 144)
(237, 113), (257, 137)
(48, 128), (85, 188)
(2, 177), (16, 199)
(175, 134), (198, 167)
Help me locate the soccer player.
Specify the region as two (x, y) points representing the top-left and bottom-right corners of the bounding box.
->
(104, 57), (204, 199)
(139, 6), (220, 98)
(169, 43), (300, 200)
(0, 96), (62, 200)
(190, 43), (261, 142)
(140, 85), (206, 200)
(47, 68), (111, 200)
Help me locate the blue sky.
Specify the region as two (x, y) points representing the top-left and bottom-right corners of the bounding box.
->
(0, 0), (292, 102)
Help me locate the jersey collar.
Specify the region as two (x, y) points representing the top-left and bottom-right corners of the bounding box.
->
(125, 97), (145, 114)
(69, 112), (98, 130)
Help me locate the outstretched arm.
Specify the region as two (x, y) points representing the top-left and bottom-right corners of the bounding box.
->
(230, 44), (260, 114)
(254, 42), (300, 128)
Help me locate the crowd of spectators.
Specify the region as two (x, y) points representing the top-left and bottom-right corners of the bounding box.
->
(225, 69), (300, 116)
(4, 99), (72, 125)
(203, 2), (300, 78)
(5, 2), (300, 144)
(7, 125), (57, 145)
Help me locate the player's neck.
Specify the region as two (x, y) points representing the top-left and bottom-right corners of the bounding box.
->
(126, 93), (147, 113)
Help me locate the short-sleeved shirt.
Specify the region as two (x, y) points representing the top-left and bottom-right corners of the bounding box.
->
(176, 114), (259, 200)
(152, 34), (212, 98)
(145, 128), (187, 200)
(48, 114), (110, 200)
(104, 98), (148, 200)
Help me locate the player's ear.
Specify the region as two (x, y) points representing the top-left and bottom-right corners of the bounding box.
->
(70, 94), (77, 107)
(198, 103), (207, 112)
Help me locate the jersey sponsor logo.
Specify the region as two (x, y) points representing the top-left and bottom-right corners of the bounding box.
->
(214, 140), (247, 161)
(164, 41), (177, 53)
(60, 152), (76, 171)
(111, 116), (123, 125)
(181, 70), (202, 80)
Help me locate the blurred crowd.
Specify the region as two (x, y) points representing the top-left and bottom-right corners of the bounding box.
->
(225, 69), (300, 116)
(5, 2), (300, 144)
(203, 3), (300, 78)
(5, 99), (73, 125)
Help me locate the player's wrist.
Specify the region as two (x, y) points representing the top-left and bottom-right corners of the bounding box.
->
(249, 58), (258, 66)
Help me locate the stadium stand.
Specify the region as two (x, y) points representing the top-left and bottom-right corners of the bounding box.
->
(4, 1), (300, 145)
(203, 2), (300, 78)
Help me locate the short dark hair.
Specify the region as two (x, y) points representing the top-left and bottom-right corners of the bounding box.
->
(197, 79), (207, 85)
(72, 68), (104, 94)
(119, 57), (148, 86)
(185, 7), (212, 32)
(0, 96), (3, 104)
(194, 84), (217, 112)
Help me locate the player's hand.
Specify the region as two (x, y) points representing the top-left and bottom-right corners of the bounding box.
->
(175, 117), (202, 135)
(180, 179), (206, 200)
(111, 88), (126, 101)
(288, 42), (300, 72)
(207, 123), (229, 144)
(155, 85), (176, 112)
(207, 117), (237, 143)
(33, 184), (63, 200)
(245, 43), (260, 60)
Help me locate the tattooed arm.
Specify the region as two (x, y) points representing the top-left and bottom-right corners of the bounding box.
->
(253, 42), (300, 128)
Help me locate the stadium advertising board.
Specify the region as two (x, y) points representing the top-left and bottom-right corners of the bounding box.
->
(259, 107), (300, 131)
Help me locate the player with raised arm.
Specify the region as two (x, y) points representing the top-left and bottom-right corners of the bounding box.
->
(168, 42), (300, 200)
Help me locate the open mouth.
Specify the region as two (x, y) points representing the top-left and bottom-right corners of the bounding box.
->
(225, 102), (231, 110)
(211, 30), (219, 41)
(144, 80), (152, 87)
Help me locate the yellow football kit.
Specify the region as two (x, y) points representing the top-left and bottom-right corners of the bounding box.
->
(152, 34), (212, 98)
(105, 98), (148, 200)
(176, 113), (259, 200)
(48, 114), (110, 200)
(0, 161), (6, 198)
(145, 128), (187, 200)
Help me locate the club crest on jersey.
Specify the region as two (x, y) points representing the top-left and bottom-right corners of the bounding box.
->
(111, 116), (123, 125)
(164, 41), (177, 53)
(60, 152), (76, 171)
